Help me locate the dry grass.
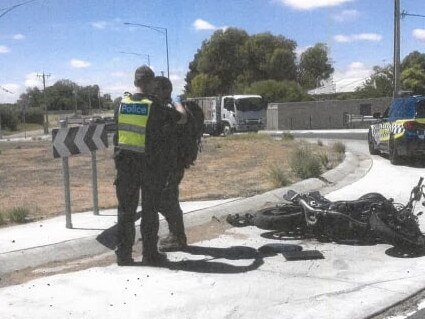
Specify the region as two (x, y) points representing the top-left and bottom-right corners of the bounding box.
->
(0, 134), (342, 223)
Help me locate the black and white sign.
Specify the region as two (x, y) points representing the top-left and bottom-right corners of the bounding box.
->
(52, 124), (108, 158)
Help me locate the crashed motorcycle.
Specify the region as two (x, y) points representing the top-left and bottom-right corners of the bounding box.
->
(227, 177), (425, 250)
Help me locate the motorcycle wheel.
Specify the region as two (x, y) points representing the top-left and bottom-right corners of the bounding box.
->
(253, 204), (305, 231)
(358, 193), (387, 201)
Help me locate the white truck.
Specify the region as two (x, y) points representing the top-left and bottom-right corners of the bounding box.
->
(187, 95), (266, 136)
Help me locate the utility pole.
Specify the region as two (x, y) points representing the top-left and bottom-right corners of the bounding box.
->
(37, 72), (51, 134)
(88, 90), (92, 115)
(98, 90), (102, 110)
(73, 87), (78, 116)
(394, 0), (401, 98)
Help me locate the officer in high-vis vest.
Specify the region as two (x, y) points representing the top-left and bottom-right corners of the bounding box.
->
(114, 65), (186, 266)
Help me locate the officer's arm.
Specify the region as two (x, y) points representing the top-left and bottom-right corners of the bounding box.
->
(174, 101), (187, 125)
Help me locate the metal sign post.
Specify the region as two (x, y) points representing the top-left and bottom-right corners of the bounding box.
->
(52, 122), (108, 228)
(91, 150), (99, 215)
(59, 120), (73, 228)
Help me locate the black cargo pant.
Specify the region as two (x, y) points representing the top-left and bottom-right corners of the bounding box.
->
(159, 167), (186, 238)
(114, 151), (144, 259)
(141, 160), (171, 257)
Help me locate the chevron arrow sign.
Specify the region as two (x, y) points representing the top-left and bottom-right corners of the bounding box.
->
(52, 124), (108, 158)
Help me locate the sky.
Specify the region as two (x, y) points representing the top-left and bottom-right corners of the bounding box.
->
(1, 0), (425, 103)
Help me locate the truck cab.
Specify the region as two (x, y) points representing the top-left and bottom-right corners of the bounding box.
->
(221, 95), (266, 134)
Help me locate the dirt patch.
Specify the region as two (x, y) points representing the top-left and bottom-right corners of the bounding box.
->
(0, 134), (341, 224)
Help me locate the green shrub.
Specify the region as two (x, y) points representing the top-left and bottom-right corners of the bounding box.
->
(268, 165), (291, 188)
(0, 213), (6, 225)
(318, 153), (330, 169)
(0, 105), (19, 131)
(290, 148), (322, 179)
(23, 107), (44, 125)
(7, 207), (29, 224)
(332, 142), (346, 154)
(282, 133), (294, 141)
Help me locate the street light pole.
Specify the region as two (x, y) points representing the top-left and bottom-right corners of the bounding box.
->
(123, 22), (169, 79)
(393, 0), (401, 98)
(119, 51), (151, 66)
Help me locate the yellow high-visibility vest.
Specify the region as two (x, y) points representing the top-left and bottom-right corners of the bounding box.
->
(117, 95), (152, 153)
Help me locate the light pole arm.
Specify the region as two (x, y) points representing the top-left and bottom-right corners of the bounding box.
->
(124, 22), (170, 79)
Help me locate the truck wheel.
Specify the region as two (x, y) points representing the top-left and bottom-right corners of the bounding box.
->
(368, 131), (379, 155)
(223, 123), (232, 136)
(389, 135), (402, 165)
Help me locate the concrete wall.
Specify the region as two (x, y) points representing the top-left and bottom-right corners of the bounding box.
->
(266, 97), (392, 130)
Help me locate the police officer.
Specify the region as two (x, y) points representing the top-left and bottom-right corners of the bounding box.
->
(114, 65), (186, 266)
(154, 76), (188, 251)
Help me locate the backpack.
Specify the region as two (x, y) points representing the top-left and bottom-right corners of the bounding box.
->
(177, 100), (204, 168)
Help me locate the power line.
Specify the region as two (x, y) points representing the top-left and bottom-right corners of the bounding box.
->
(0, 0), (38, 19)
(0, 85), (14, 94)
(401, 10), (425, 19)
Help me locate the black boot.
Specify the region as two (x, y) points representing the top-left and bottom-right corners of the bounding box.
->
(141, 250), (168, 266)
(159, 233), (188, 252)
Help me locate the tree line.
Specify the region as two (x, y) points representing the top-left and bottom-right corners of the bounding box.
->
(17, 79), (113, 112)
(3, 28), (425, 131)
(0, 80), (114, 131)
(184, 27), (333, 102)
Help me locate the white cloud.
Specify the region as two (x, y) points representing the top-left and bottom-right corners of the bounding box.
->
(332, 9), (359, 22)
(295, 45), (312, 59)
(354, 33), (382, 41)
(91, 21), (108, 29)
(333, 62), (373, 92)
(25, 72), (41, 87)
(0, 45), (10, 53)
(0, 83), (21, 103)
(334, 33), (382, 43)
(91, 18), (122, 31)
(12, 33), (25, 40)
(276, 0), (352, 11)
(413, 29), (425, 41)
(193, 19), (217, 31)
(334, 35), (350, 43)
(70, 59), (91, 68)
(110, 71), (128, 78)
(170, 73), (185, 97)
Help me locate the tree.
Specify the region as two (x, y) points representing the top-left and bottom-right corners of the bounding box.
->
(298, 43), (334, 90)
(238, 33), (297, 85)
(243, 80), (311, 103)
(401, 51), (425, 70)
(184, 28), (333, 97)
(400, 51), (425, 95)
(196, 28), (249, 94)
(189, 73), (221, 97)
(354, 65), (393, 98)
(401, 67), (425, 95)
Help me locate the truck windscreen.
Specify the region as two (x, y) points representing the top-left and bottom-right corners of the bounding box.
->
(235, 98), (265, 112)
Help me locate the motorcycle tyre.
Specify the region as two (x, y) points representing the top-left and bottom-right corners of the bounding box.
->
(253, 204), (305, 231)
(357, 192), (387, 201)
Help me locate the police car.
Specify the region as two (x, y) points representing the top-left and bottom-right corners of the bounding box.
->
(368, 95), (425, 164)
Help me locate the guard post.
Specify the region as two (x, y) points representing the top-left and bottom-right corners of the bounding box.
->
(52, 120), (108, 228)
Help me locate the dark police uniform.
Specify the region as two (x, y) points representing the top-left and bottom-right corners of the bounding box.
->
(114, 92), (181, 264)
(158, 101), (188, 248)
